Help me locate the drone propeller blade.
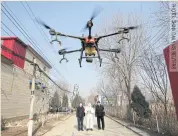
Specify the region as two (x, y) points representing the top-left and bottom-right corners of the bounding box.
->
(115, 25), (140, 30)
(61, 47), (69, 50)
(90, 6), (103, 21)
(59, 47), (71, 51)
(36, 18), (52, 29)
(81, 6), (103, 32)
(81, 24), (88, 32)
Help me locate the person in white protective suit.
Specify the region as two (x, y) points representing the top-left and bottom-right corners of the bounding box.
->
(85, 103), (95, 131)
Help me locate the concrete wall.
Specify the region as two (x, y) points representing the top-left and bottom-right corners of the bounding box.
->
(24, 49), (50, 75)
(1, 61), (49, 119)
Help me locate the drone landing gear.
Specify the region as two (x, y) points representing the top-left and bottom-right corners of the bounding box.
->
(99, 58), (102, 67)
(78, 58), (82, 68)
(118, 33), (129, 44)
(95, 45), (102, 67)
(50, 33), (62, 45)
(60, 54), (68, 63)
(78, 48), (84, 68)
(118, 37), (129, 44)
(50, 40), (61, 45)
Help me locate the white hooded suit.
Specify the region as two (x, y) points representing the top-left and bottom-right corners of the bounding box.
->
(85, 103), (94, 129)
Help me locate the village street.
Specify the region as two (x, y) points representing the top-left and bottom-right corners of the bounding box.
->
(42, 115), (139, 136)
(1, 2), (178, 136)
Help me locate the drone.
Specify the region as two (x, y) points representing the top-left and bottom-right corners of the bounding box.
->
(38, 8), (138, 67)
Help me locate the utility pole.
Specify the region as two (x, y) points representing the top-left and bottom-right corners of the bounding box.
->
(28, 58), (37, 136)
(72, 84), (79, 101)
(73, 84), (79, 95)
(71, 84), (79, 108)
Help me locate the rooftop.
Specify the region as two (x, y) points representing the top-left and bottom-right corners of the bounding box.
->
(1, 36), (52, 69)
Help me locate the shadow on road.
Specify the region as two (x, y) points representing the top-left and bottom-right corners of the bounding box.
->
(93, 125), (98, 129)
(73, 125), (87, 130)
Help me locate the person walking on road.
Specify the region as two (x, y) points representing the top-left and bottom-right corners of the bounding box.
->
(76, 102), (85, 131)
(85, 103), (95, 131)
(95, 101), (105, 130)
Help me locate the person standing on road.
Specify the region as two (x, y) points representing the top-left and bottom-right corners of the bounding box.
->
(95, 101), (105, 130)
(85, 103), (95, 131)
(76, 102), (85, 131)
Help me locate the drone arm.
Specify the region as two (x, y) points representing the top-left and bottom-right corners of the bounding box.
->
(99, 48), (121, 53)
(97, 31), (123, 41)
(56, 32), (84, 40)
(58, 49), (82, 56)
(65, 49), (82, 54)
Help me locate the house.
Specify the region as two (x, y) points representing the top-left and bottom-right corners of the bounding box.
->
(1, 37), (52, 120)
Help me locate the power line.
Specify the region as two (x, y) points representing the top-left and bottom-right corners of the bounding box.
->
(24, 1), (50, 41)
(3, 2), (52, 51)
(20, 1), (50, 43)
(1, 21), (17, 36)
(2, 3), (47, 58)
(2, 4), (67, 82)
(1, 6), (39, 48)
(1, 27), (11, 36)
(37, 65), (72, 93)
(3, 2), (32, 38)
(1, 45), (72, 93)
(1, 45), (33, 63)
(132, 25), (168, 62)
(1, 8), (50, 64)
(19, 2), (67, 81)
(1, 5), (53, 68)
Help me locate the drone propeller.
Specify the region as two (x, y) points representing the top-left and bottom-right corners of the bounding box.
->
(59, 47), (70, 51)
(81, 6), (103, 32)
(115, 25), (140, 31)
(36, 19), (56, 36)
(36, 18), (52, 30)
(120, 26), (139, 30)
(90, 6), (103, 21)
(59, 47), (71, 52)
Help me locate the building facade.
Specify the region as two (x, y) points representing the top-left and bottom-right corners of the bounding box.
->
(1, 37), (52, 120)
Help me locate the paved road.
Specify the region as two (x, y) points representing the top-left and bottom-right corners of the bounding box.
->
(43, 115), (139, 136)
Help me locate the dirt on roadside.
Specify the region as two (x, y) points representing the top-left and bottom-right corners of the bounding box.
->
(35, 114), (73, 136)
(1, 113), (73, 136)
(1, 127), (28, 136)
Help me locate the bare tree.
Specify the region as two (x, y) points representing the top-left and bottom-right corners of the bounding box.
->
(138, 48), (171, 130)
(87, 91), (98, 106)
(96, 13), (148, 119)
(96, 80), (112, 105)
(94, 2), (178, 135)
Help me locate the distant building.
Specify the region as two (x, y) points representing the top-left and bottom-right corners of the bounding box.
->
(1, 37), (52, 120)
(102, 96), (116, 106)
(98, 93), (129, 107)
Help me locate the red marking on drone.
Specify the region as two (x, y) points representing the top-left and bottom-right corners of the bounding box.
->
(85, 38), (95, 43)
